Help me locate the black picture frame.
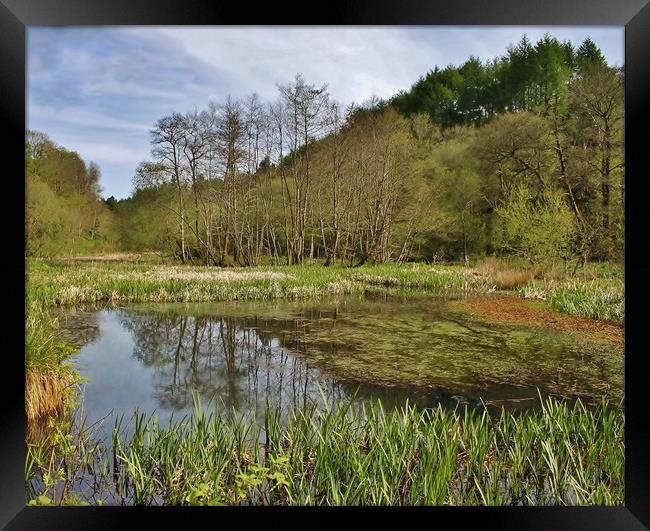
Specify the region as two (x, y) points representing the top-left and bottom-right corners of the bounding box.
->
(2, 0), (648, 528)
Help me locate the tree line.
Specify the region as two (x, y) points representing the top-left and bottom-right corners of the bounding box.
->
(27, 35), (623, 267)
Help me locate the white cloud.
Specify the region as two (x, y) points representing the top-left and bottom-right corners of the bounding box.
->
(149, 27), (447, 105)
(66, 141), (145, 166)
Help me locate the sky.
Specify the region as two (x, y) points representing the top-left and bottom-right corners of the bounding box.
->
(27, 26), (624, 200)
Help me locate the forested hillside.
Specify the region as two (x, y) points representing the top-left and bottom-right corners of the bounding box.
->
(26, 35), (623, 267)
(26, 131), (118, 256)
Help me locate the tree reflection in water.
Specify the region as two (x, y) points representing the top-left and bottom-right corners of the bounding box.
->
(117, 310), (350, 418)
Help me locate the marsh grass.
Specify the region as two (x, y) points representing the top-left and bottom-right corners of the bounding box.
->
(27, 261), (496, 314)
(473, 258), (624, 324)
(25, 302), (79, 422)
(26, 393), (624, 506)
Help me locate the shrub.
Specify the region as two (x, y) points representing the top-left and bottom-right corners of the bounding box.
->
(494, 184), (577, 268)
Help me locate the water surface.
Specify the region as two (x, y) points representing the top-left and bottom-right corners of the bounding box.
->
(58, 294), (623, 435)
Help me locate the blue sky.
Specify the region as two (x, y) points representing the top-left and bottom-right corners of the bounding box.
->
(27, 26), (624, 200)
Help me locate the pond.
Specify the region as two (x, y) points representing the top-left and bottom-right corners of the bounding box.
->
(58, 293), (623, 436)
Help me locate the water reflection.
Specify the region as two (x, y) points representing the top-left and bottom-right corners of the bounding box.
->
(118, 310), (350, 416)
(61, 295), (623, 435)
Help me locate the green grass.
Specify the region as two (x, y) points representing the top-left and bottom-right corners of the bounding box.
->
(26, 302), (77, 373)
(25, 301), (79, 422)
(27, 258), (624, 323)
(26, 393), (624, 506)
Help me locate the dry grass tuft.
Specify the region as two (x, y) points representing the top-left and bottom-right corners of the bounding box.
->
(490, 269), (535, 290)
(474, 258), (534, 290)
(55, 252), (157, 263)
(26, 369), (74, 422)
(149, 269), (294, 282)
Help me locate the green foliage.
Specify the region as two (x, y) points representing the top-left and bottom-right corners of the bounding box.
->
(423, 139), (487, 261)
(114, 185), (178, 252)
(392, 35), (608, 127)
(495, 184), (577, 266)
(26, 173), (73, 256)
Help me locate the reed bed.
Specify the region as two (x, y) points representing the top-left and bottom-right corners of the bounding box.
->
(26, 394), (624, 506)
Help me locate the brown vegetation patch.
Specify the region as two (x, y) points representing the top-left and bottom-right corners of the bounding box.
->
(26, 369), (74, 422)
(472, 258), (536, 290)
(451, 295), (624, 348)
(489, 269), (535, 290)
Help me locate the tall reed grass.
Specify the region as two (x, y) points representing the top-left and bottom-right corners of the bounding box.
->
(26, 393), (624, 506)
(546, 281), (624, 323)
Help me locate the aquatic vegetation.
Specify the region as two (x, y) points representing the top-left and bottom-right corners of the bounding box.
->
(26, 393), (624, 506)
(26, 400), (111, 506)
(451, 296), (624, 348)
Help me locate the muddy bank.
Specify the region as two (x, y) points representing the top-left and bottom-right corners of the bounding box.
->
(450, 296), (624, 349)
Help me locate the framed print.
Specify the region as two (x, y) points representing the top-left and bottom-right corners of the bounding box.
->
(2, 0), (649, 528)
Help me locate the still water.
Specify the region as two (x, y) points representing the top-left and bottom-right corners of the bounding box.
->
(58, 293), (623, 434)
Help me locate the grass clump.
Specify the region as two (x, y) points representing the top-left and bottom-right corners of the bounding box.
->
(25, 301), (79, 423)
(474, 257), (535, 290)
(489, 269), (535, 290)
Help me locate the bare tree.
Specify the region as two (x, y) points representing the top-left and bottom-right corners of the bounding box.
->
(276, 74), (330, 263)
(180, 109), (212, 261)
(151, 113), (189, 262)
(214, 96), (247, 264)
